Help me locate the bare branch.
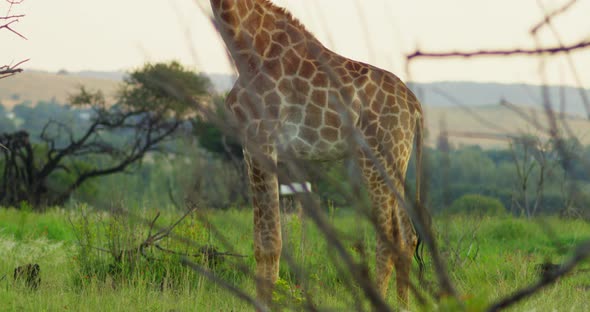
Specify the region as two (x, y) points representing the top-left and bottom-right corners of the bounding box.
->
(0, 18), (26, 39)
(406, 40), (590, 60)
(0, 13), (23, 19)
(2, 0), (27, 78)
(531, 0), (590, 117)
(0, 58), (29, 79)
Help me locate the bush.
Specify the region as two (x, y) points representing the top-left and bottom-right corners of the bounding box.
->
(70, 204), (214, 290)
(447, 194), (506, 217)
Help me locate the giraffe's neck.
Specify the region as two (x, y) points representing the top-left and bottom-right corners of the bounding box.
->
(210, 0), (319, 77)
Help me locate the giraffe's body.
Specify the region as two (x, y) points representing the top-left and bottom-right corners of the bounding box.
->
(210, 0), (424, 307)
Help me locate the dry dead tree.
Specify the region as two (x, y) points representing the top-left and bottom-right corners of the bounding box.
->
(1, 0), (28, 79)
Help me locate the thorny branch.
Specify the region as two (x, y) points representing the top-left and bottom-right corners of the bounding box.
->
(1, 0), (27, 79)
(0, 16), (26, 39)
(531, 0), (590, 118)
(406, 0), (589, 118)
(407, 39), (590, 61)
(0, 58), (29, 79)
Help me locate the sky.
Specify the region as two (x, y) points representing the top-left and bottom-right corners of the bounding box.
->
(3, 0), (590, 87)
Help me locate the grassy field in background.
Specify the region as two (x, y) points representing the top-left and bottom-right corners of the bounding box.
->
(1, 207), (589, 311)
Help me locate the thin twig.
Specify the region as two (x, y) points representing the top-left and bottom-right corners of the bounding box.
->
(0, 13), (23, 19)
(532, 0), (590, 118)
(0, 17), (26, 39)
(2, 0), (27, 78)
(0, 58), (29, 79)
(530, 0), (578, 35)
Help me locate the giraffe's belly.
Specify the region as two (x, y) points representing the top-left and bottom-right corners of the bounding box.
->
(276, 121), (351, 161)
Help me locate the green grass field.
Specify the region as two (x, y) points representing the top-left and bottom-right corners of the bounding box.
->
(1, 206), (589, 311)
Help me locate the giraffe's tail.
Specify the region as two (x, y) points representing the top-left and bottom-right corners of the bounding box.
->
(413, 112), (429, 283)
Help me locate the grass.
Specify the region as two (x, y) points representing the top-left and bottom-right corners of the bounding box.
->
(0, 206), (589, 311)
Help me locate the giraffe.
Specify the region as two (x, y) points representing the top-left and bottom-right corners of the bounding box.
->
(209, 0), (424, 307)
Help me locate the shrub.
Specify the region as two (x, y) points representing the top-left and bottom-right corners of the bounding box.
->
(69, 205), (215, 290)
(447, 194), (506, 217)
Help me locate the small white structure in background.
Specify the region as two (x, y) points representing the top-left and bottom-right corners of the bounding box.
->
(78, 112), (91, 120)
(279, 181), (312, 215)
(279, 181), (312, 195)
(7, 112), (15, 120)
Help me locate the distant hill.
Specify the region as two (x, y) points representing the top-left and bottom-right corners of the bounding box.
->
(70, 70), (127, 81)
(203, 74), (590, 115)
(3, 70), (590, 148)
(8, 70), (588, 114)
(183, 74), (590, 115)
(423, 104), (590, 148)
(410, 81), (590, 115)
(0, 71), (120, 109)
(0, 70), (237, 110)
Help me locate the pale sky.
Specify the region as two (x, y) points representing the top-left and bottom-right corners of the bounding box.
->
(3, 0), (590, 87)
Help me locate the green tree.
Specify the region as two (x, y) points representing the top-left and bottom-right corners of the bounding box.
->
(0, 62), (210, 208)
(191, 95), (243, 160)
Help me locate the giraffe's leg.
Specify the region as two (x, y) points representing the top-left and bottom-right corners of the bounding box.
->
(244, 147), (282, 306)
(374, 192), (397, 296)
(356, 150), (397, 296)
(386, 149), (417, 307)
(393, 199), (418, 306)
(357, 142), (416, 306)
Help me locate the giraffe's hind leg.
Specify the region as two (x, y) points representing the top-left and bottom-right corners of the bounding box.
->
(357, 150), (396, 295)
(244, 144), (282, 306)
(386, 144), (417, 306)
(393, 198), (418, 306)
(357, 140), (416, 306)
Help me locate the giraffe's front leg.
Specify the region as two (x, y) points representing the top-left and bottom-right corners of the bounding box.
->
(244, 147), (282, 307)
